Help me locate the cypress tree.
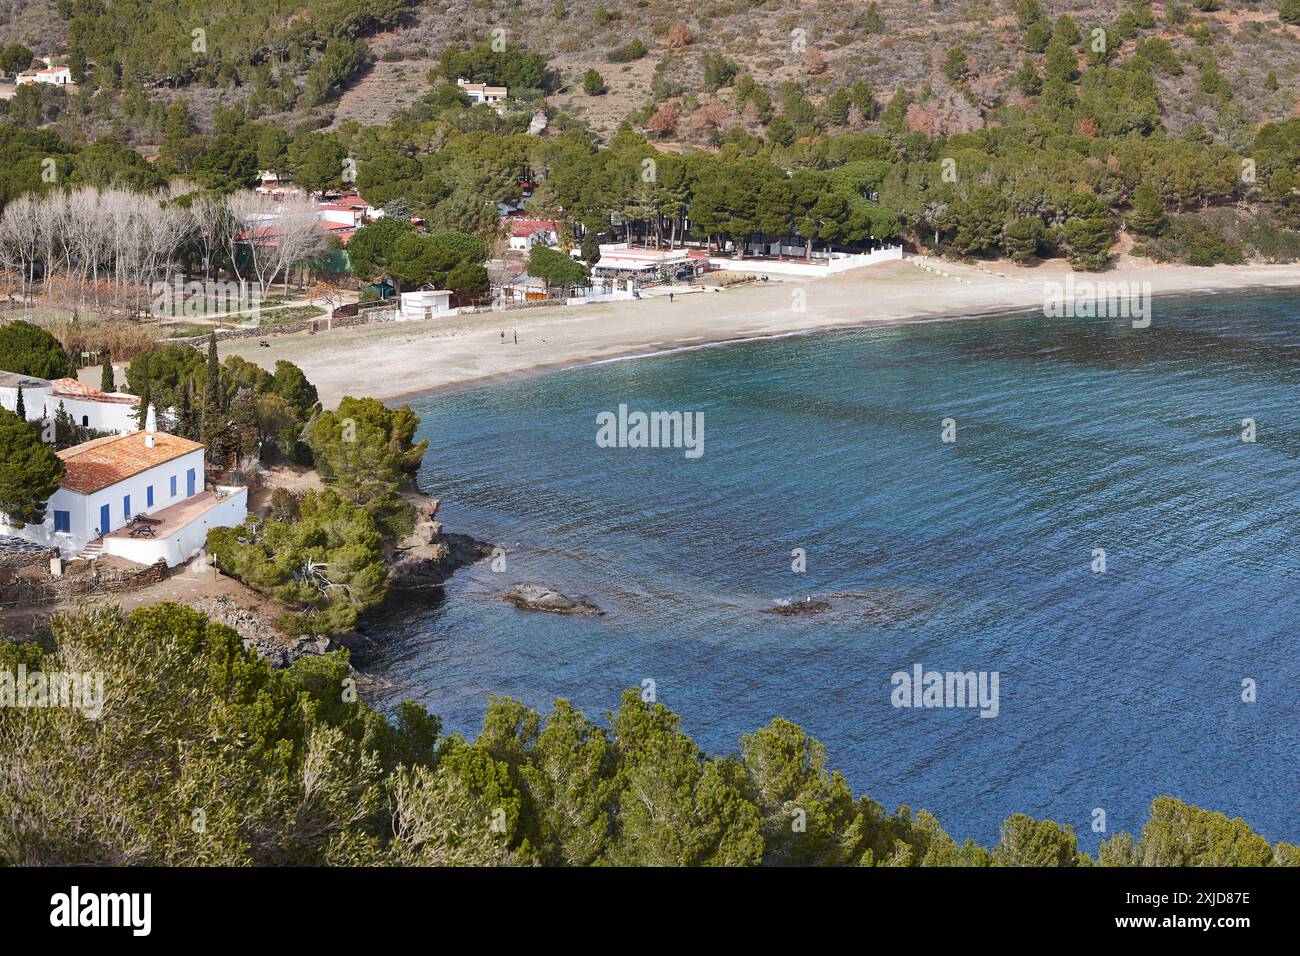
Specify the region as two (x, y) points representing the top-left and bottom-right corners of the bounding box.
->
(14, 385), (25, 421)
(136, 373), (152, 430)
(53, 401), (76, 450)
(100, 351), (114, 392)
(201, 332), (228, 463)
(178, 382), (195, 440)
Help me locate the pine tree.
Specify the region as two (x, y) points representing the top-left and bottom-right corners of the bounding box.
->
(100, 351), (114, 392)
(580, 230), (600, 266)
(1127, 183), (1168, 237)
(1045, 34), (1078, 83)
(230, 386), (261, 462)
(1016, 58), (1042, 96)
(14, 385), (25, 421)
(879, 84), (910, 136)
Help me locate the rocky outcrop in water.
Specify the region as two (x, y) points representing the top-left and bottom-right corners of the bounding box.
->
(501, 584), (603, 615)
(387, 497), (494, 589)
(764, 597), (833, 616)
(763, 589), (936, 623)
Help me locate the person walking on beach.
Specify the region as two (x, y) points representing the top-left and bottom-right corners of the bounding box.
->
(513, 330), (518, 344)
(668, 292), (674, 303)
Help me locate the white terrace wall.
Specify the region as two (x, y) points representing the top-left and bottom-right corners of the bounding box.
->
(707, 245), (903, 277)
(102, 487), (247, 568)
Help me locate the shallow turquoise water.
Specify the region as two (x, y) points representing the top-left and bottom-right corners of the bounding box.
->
(363, 290), (1300, 849)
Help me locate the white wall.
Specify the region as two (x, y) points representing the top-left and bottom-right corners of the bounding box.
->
(397, 290), (455, 320)
(103, 487), (247, 568)
(43, 395), (139, 434)
(707, 245), (903, 277)
(2, 448), (205, 557)
(0, 384), (52, 423)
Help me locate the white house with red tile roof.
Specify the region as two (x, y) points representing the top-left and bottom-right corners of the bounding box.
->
(15, 65), (72, 86)
(457, 78), (508, 112)
(506, 218), (561, 252)
(42, 378), (140, 434)
(0, 412), (246, 565)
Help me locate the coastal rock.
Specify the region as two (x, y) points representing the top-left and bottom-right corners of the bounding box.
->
(830, 589), (937, 626)
(764, 597), (833, 616)
(502, 584), (602, 615)
(761, 590), (936, 623)
(387, 497), (494, 589)
(190, 597), (329, 668)
(333, 629), (382, 666)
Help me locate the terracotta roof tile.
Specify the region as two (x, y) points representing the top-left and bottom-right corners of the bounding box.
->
(56, 432), (204, 495)
(47, 378), (139, 405)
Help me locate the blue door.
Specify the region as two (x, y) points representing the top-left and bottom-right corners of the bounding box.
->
(186, 468), (196, 496)
(99, 503), (110, 537)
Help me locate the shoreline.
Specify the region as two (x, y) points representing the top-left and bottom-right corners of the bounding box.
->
(220, 256), (1300, 407)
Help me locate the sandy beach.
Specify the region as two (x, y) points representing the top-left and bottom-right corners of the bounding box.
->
(221, 255), (1300, 406)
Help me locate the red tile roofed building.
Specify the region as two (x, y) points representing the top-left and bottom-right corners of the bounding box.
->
(1, 420), (246, 566)
(507, 218), (561, 251)
(43, 379), (140, 433)
(57, 431), (203, 495)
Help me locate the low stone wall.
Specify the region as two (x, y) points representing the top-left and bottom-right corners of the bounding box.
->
(0, 557), (173, 609)
(458, 298), (570, 316)
(0, 545), (59, 571)
(166, 309), (397, 347)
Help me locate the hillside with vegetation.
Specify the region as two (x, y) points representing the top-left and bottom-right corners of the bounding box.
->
(2, 601), (1297, 866)
(0, 2), (1297, 146)
(0, 2), (1298, 275)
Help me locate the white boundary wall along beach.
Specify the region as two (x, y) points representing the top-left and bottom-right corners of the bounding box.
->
(707, 245), (903, 277)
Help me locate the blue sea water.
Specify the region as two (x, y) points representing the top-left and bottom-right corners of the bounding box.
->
(362, 291), (1300, 851)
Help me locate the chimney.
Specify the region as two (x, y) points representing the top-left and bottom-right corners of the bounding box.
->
(144, 404), (157, 448)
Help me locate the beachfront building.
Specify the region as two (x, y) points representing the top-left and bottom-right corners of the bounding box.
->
(507, 218), (561, 252)
(0, 411), (247, 566)
(456, 78), (508, 112)
(591, 244), (700, 282)
(396, 288), (455, 320)
(497, 271), (550, 304)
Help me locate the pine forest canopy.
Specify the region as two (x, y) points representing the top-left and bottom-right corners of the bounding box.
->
(0, 602), (1296, 867)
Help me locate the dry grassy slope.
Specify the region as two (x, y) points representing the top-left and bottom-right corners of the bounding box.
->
(2, 0), (1298, 146)
(371, 0), (1300, 141)
(0, 0), (64, 54)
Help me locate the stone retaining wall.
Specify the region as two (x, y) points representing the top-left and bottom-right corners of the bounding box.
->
(166, 309), (397, 347)
(0, 557), (173, 609)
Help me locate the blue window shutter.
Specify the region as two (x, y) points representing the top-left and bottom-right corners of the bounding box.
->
(147, 485), (154, 507)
